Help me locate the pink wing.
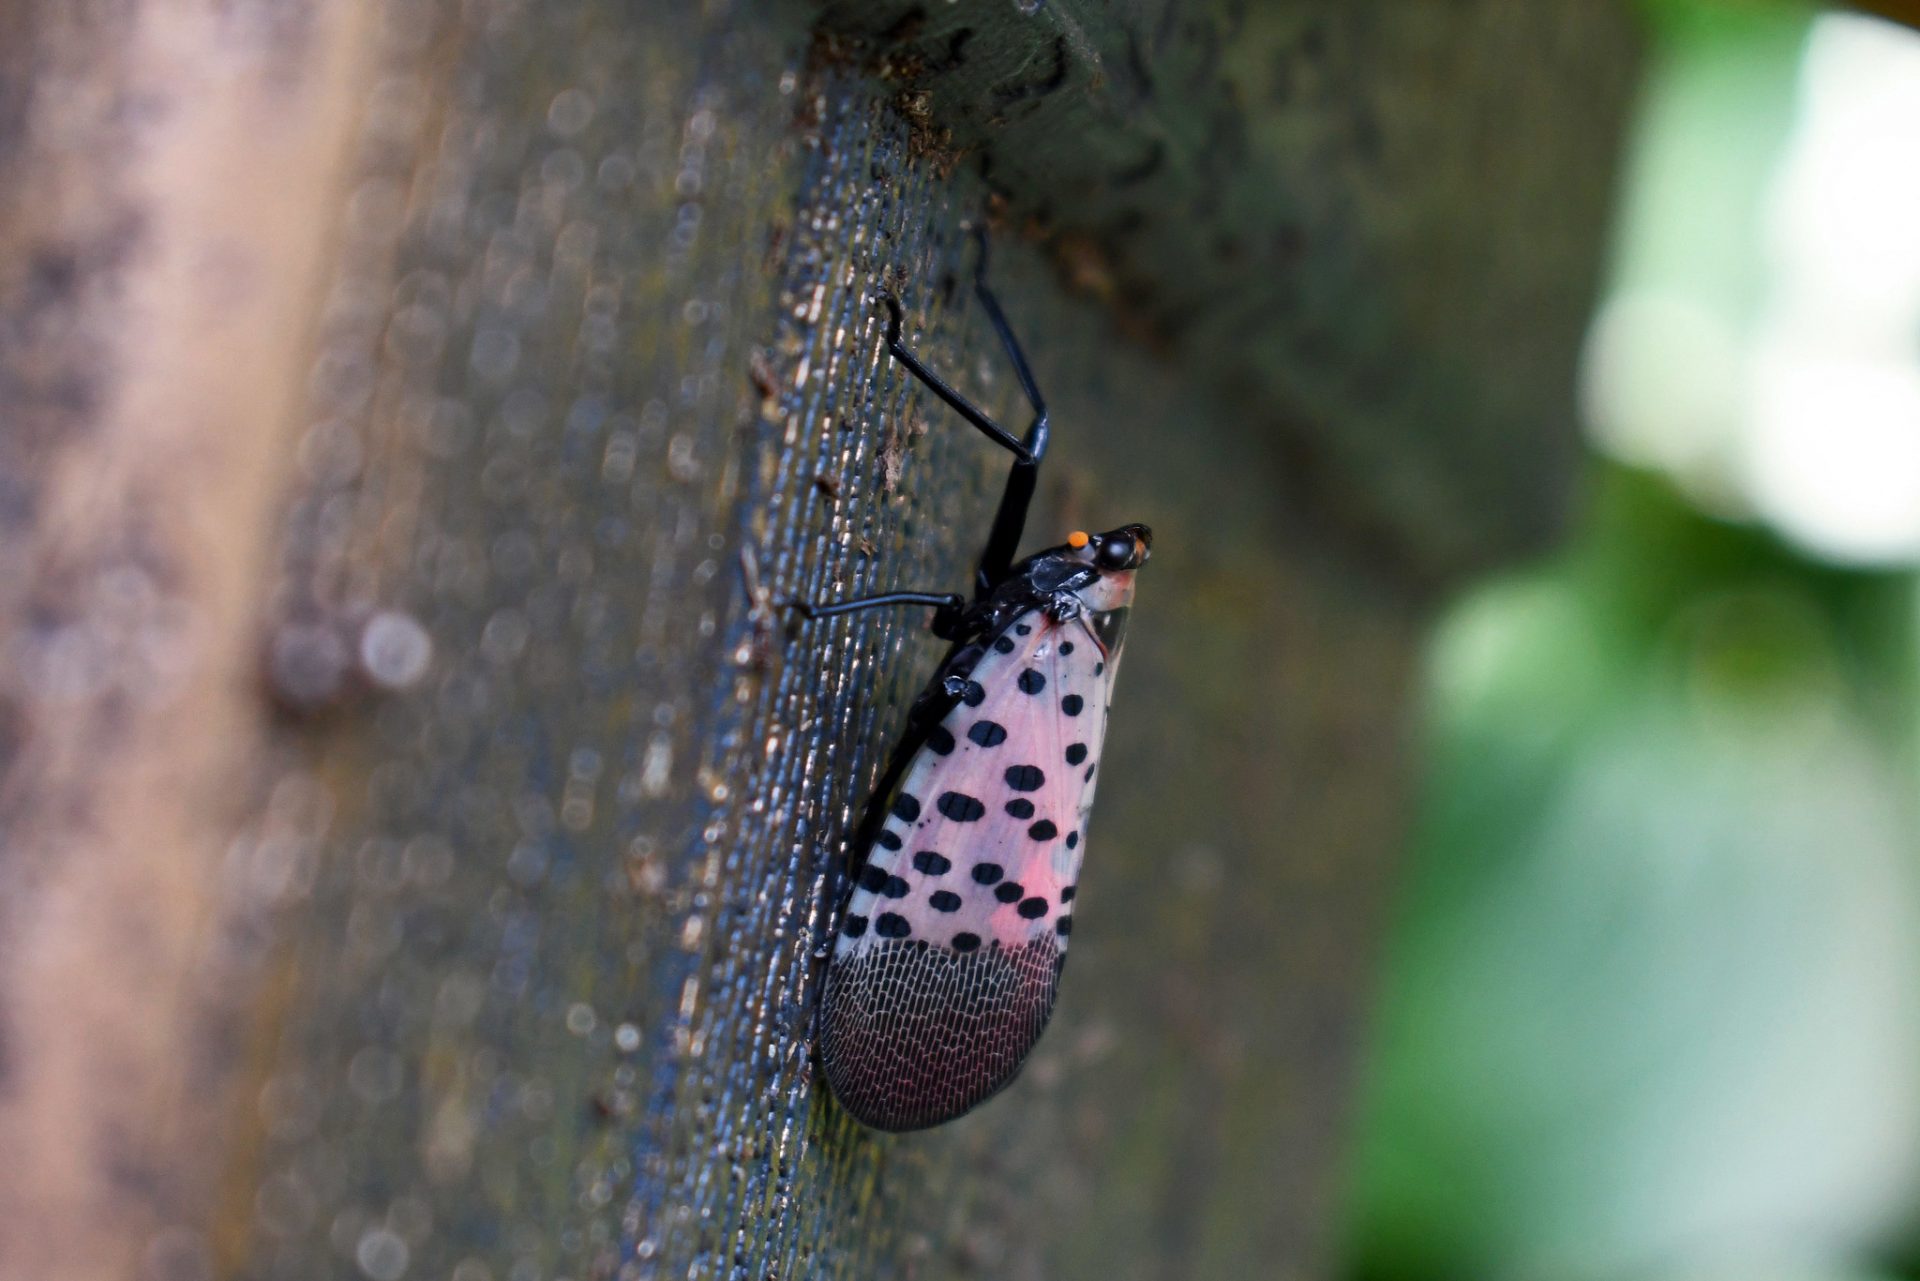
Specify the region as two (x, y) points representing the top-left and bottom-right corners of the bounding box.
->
(835, 608), (1112, 958)
(819, 607), (1119, 1130)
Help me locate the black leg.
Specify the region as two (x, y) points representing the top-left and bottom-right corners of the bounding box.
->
(878, 294), (1031, 461)
(965, 228), (1050, 595)
(968, 227), (1048, 436)
(790, 590), (967, 620)
(789, 589), (969, 639)
(877, 228), (1050, 596)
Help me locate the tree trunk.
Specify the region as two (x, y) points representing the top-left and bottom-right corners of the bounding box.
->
(0, 2), (1638, 1278)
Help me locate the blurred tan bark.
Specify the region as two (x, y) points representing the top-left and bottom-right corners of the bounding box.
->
(0, 3), (1639, 1279)
(0, 7), (375, 1277)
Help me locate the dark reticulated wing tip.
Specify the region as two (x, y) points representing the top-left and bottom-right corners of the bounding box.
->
(818, 936), (1065, 1132)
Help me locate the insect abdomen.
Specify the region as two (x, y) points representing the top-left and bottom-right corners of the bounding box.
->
(819, 936), (1062, 1131)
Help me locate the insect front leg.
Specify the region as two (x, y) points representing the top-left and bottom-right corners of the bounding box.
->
(788, 589), (969, 639)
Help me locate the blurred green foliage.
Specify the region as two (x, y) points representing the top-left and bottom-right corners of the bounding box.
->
(1347, 465), (1919, 1280)
(1345, 6), (1920, 1276)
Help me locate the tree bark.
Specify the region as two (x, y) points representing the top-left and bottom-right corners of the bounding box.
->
(0, 2), (1639, 1279)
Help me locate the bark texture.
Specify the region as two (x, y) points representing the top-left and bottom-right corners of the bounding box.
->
(0, 2), (1639, 1279)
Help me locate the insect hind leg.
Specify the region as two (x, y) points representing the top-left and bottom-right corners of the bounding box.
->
(877, 293), (1031, 463)
(967, 225), (1048, 436)
(875, 226), (1049, 594)
(962, 226), (1049, 593)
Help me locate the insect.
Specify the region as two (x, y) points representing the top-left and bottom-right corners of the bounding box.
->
(793, 232), (1152, 1131)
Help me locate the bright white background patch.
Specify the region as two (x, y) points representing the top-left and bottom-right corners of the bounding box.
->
(1581, 12), (1920, 566)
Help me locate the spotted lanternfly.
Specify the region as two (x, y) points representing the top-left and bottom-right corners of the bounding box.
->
(794, 233), (1152, 1131)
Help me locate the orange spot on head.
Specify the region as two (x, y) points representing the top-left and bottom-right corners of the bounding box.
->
(1067, 530), (1090, 549)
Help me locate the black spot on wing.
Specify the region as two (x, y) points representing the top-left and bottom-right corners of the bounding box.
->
(968, 720), (1008, 747)
(1065, 743), (1087, 765)
(930, 890), (962, 912)
(937, 791), (986, 822)
(876, 829), (903, 851)
(972, 862), (1003, 885)
(1060, 641), (1075, 655)
(993, 635), (1016, 654)
(844, 914), (869, 937)
(1061, 694), (1084, 716)
(952, 931), (982, 952)
(1061, 884), (1076, 902)
(1017, 669), (1046, 695)
(1056, 917), (1072, 935)
(927, 725), (956, 756)
(1027, 820), (1058, 841)
(912, 850), (952, 875)
(994, 882), (1024, 903)
(1018, 896), (1048, 919)
(1066, 831), (1079, 850)
(875, 913), (911, 938)
(893, 793), (921, 822)
(1005, 798), (1035, 819)
(1005, 764), (1044, 792)
(961, 680), (987, 707)
(882, 875), (911, 898)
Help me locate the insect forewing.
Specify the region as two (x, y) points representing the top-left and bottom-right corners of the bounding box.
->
(819, 607), (1121, 1130)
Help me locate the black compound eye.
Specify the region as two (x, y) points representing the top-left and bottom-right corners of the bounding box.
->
(1097, 536), (1134, 569)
